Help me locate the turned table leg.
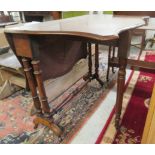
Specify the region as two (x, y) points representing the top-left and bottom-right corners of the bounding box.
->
(115, 58), (127, 129)
(106, 45), (112, 82)
(22, 58), (42, 115)
(93, 43), (104, 86)
(112, 46), (116, 74)
(88, 42), (93, 78)
(84, 43), (104, 86)
(83, 42), (93, 81)
(31, 60), (50, 117)
(31, 60), (62, 136)
(115, 30), (131, 129)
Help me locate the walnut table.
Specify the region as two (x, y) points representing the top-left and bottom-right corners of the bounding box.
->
(4, 14), (145, 136)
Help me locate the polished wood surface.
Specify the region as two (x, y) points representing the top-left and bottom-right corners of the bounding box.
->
(5, 14), (145, 135)
(5, 15), (144, 41)
(139, 17), (155, 30)
(114, 12), (155, 51)
(112, 12), (155, 30)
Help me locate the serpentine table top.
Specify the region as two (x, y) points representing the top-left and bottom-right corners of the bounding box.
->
(5, 14), (145, 41)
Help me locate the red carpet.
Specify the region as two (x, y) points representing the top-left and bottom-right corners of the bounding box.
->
(96, 50), (155, 144)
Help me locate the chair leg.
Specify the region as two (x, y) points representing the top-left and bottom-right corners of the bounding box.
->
(112, 46), (116, 74)
(106, 45), (112, 82)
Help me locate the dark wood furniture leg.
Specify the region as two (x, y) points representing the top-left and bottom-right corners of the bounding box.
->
(83, 42), (93, 81)
(31, 60), (50, 116)
(84, 43), (104, 86)
(106, 45), (112, 82)
(88, 43), (93, 79)
(31, 60), (62, 136)
(107, 46), (116, 82)
(115, 59), (127, 129)
(112, 46), (116, 73)
(21, 58), (42, 115)
(93, 43), (104, 86)
(115, 30), (131, 129)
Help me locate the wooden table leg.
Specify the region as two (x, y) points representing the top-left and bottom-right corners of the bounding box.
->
(22, 58), (42, 115)
(84, 43), (104, 86)
(115, 30), (131, 129)
(112, 46), (116, 74)
(106, 45), (112, 82)
(31, 60), (62, 136)
(88, 43), (93, 78)
(83, 42), (93, 81)
(33, 117), (62, 136)
(93, 43), (104, 86)
(31, 60), (50, 116)
(115, 58), (127, 129)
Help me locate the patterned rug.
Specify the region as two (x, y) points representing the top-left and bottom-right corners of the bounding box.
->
(96, 50), (155, 144)
(0, 44), (145, 144)
(0, 50), (117, 144)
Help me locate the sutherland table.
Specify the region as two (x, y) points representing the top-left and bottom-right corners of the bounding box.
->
(4, 15), (145, 136)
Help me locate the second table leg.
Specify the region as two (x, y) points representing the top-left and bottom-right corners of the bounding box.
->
(93, 43), (104, 86)
(115, 58), (127, 129)
(31, 59), (62, 136)
(22, 58), (42, 115)
(31, 60), (51, 117)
